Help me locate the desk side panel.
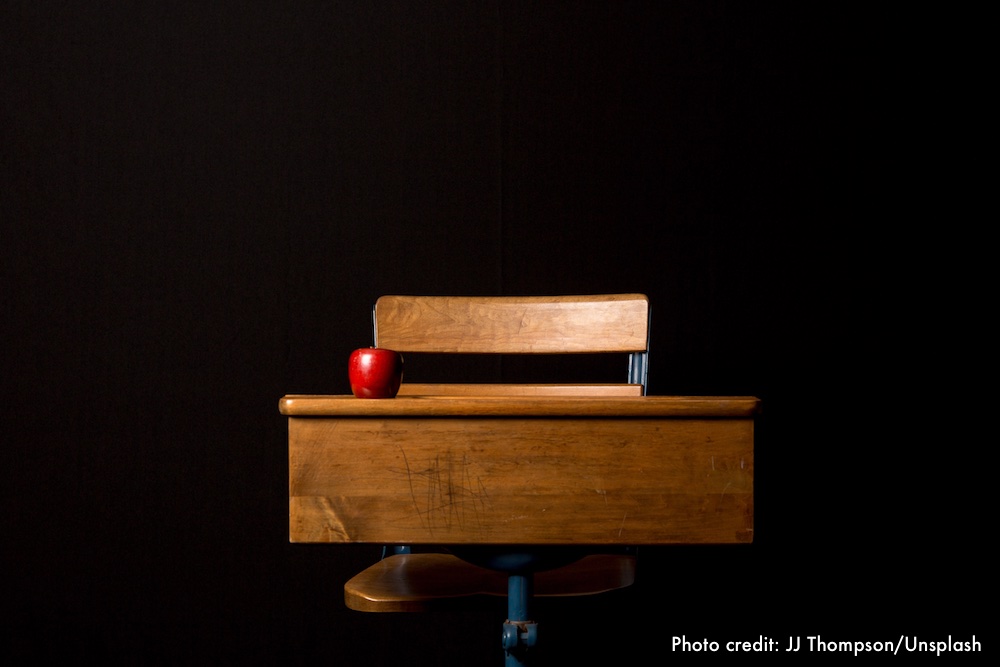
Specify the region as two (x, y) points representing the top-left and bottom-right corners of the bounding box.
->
(288, 416), (753, 545)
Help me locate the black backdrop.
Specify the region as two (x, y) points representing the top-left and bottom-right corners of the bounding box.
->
(2, 2), (984, 665)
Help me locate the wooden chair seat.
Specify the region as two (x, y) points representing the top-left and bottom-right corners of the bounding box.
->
(345, 552), (637, 612)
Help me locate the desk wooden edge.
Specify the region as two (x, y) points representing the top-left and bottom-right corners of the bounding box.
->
(279, 393), (761, 417)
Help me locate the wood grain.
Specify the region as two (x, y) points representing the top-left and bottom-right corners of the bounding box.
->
(287, 407), (754, 545)
(344, 553), (637, 612)
(280, 394), (760, 417)
(396, 383), (644, 397)
(373, 294), (650, 353)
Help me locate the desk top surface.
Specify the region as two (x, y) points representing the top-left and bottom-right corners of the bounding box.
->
(279, 393), (761, 418)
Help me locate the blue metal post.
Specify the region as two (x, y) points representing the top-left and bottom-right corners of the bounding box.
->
(502, 573), (537, 666)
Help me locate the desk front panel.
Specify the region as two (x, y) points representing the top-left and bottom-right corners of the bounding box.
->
(288, 415), (753, 545)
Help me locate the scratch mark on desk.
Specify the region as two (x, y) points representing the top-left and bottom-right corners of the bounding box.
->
(397, 445), (419, 520)
(394, 446), (492, 535)
(618, 512), (628, 538)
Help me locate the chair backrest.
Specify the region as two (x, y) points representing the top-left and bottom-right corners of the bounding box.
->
(372, 294), (650, 395)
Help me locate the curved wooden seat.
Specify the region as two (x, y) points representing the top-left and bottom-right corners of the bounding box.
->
(345, 553), (637, 612)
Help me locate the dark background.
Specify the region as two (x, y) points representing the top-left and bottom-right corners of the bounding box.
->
(2, 2), (984, 664)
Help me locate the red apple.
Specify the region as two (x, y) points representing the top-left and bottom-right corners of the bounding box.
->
(348, 347), (404, 398)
